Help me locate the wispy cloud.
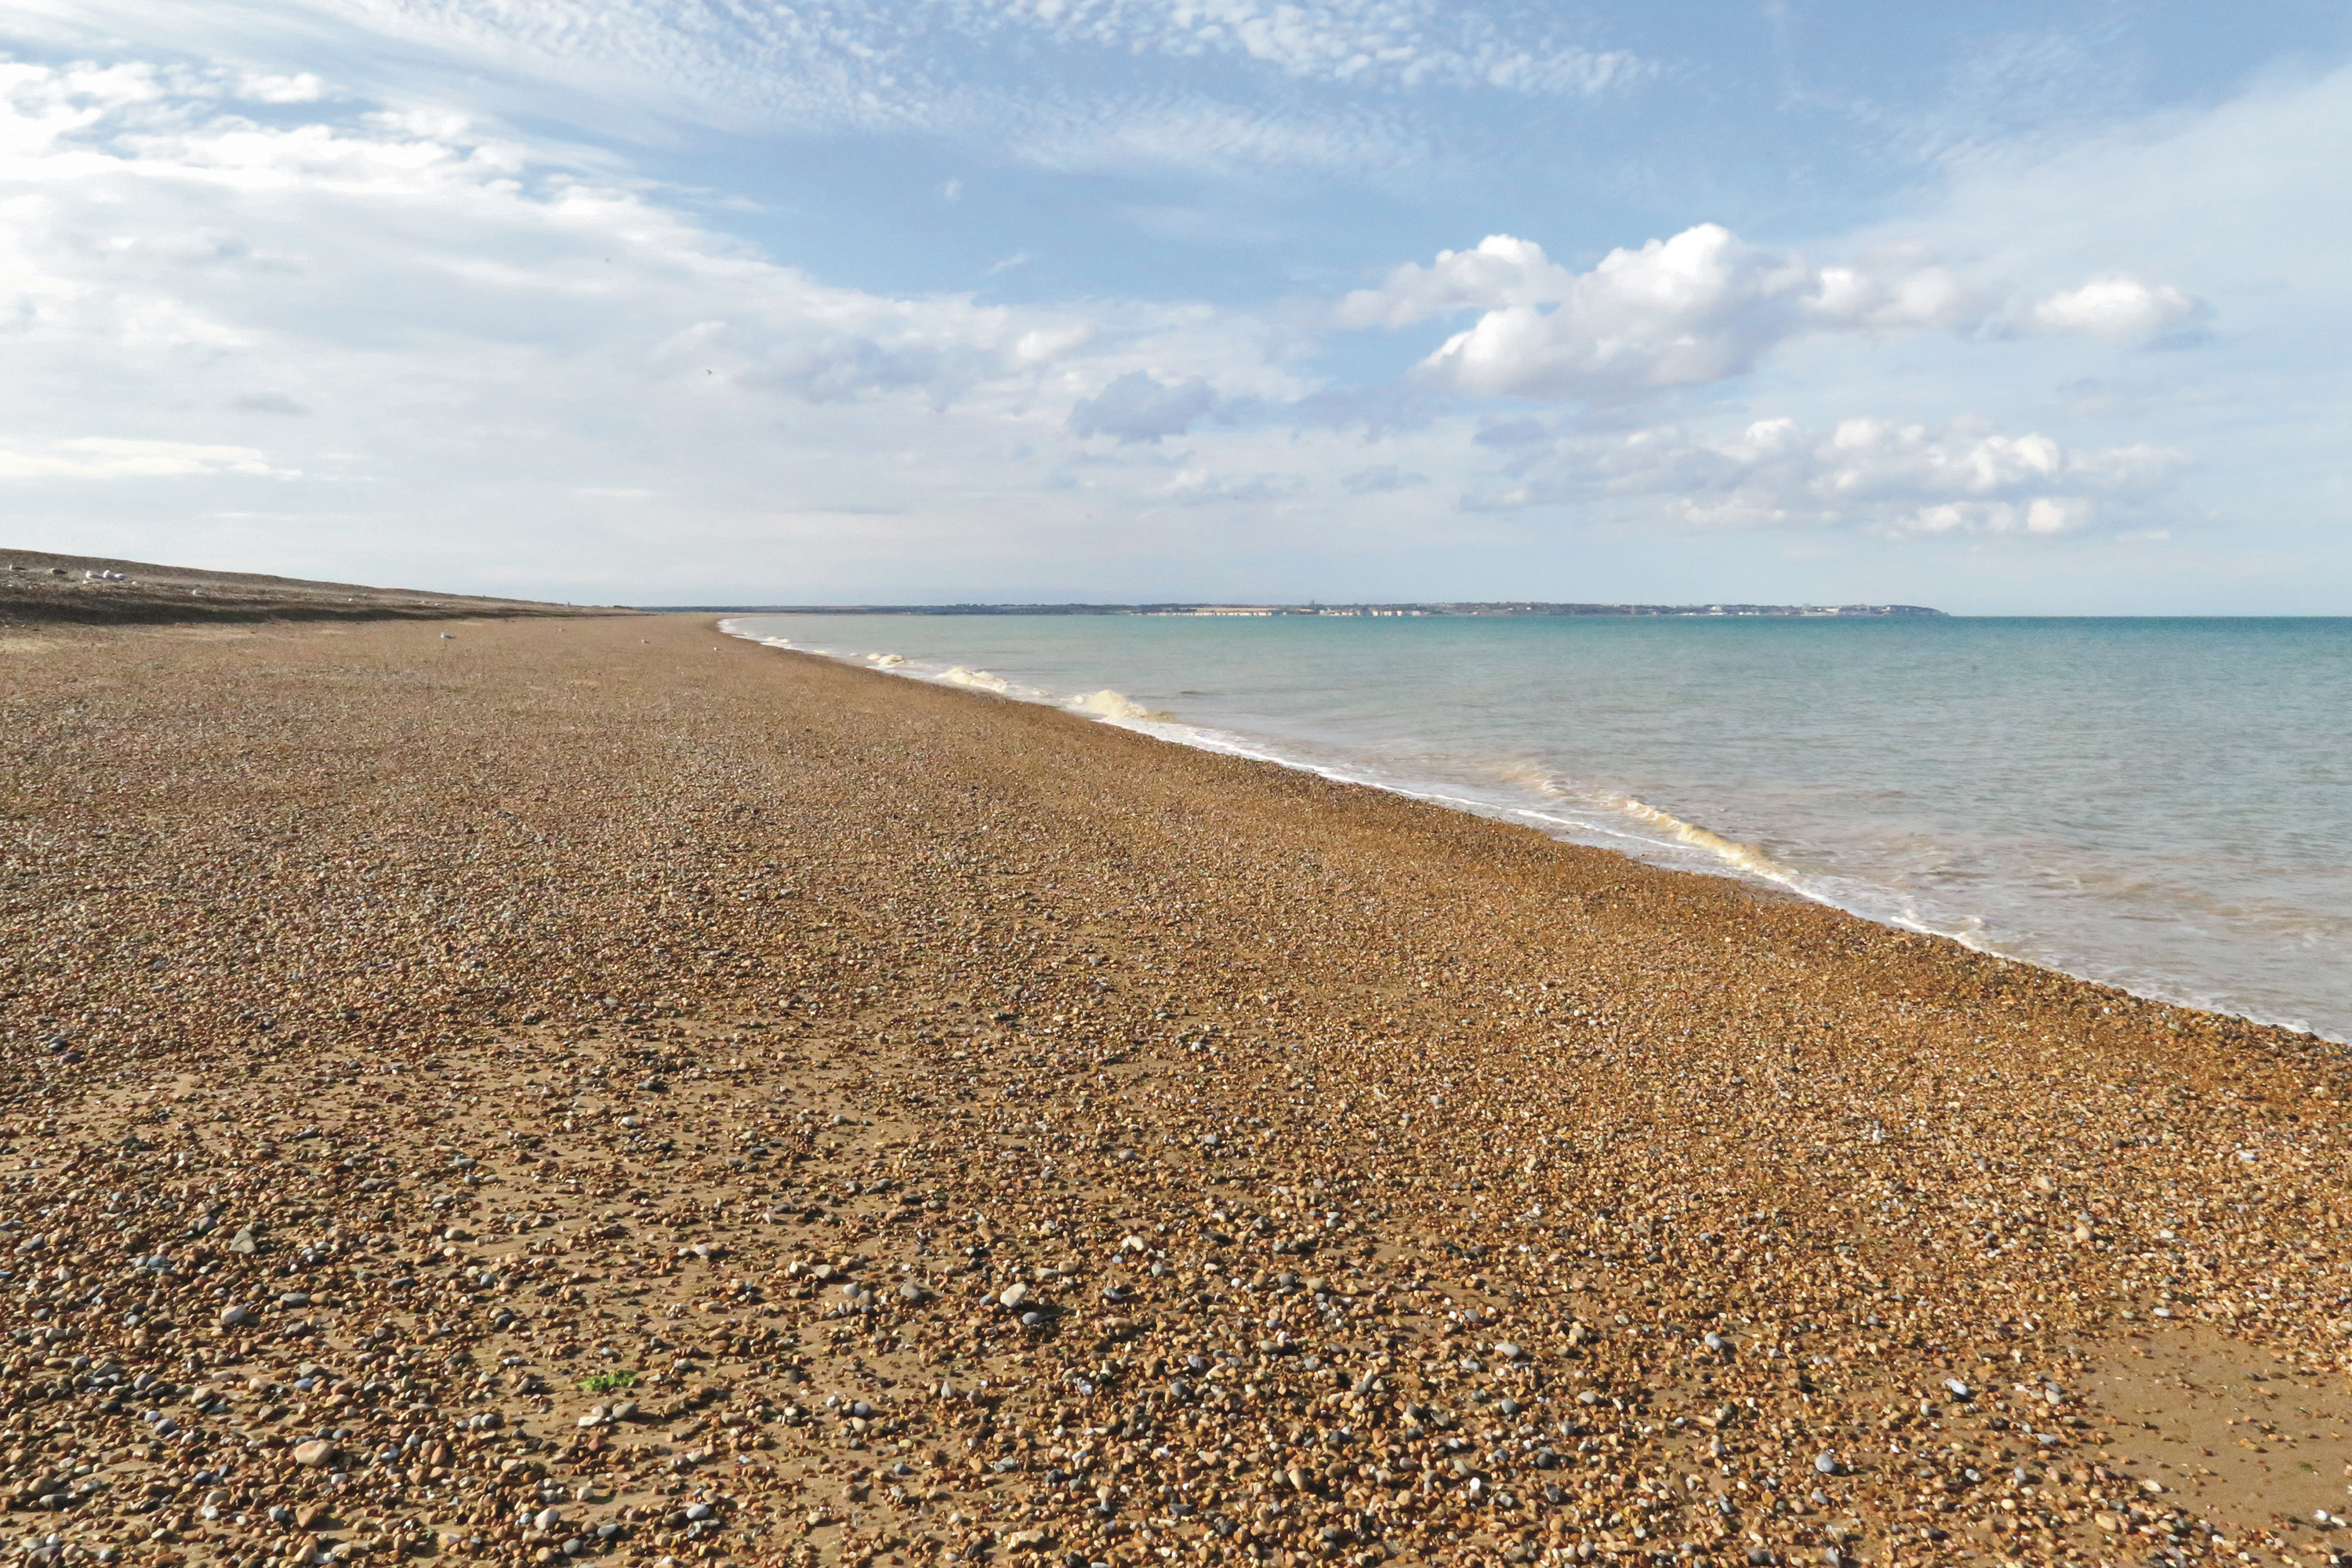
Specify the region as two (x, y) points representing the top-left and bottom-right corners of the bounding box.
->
(0, 437), (294, 479)
(18, 0), (1644, 181)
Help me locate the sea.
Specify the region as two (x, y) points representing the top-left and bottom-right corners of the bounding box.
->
(722, 613), (2352, 1044)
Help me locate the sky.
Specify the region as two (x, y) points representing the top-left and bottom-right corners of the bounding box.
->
(2, 2), (2350, 611)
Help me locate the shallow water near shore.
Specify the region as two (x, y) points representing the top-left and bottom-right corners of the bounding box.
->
(727, 613), (2352, 1041)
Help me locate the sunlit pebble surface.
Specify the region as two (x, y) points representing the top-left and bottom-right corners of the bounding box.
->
(2, 615), (2350, 1568)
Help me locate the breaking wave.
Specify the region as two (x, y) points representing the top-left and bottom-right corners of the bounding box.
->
(720, 622), (1163, 726)
(1067, 688), (1154, 720)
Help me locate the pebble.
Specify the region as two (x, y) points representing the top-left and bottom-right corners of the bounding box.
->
(0, 612), (2339, 1568)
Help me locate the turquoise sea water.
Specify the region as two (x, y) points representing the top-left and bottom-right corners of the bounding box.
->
(725, 614), (2352, 1042)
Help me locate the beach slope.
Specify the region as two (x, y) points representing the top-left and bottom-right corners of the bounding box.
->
(2, 614), (2346, 1568)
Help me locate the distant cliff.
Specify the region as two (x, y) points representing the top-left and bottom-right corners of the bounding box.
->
(3, 547), (618, 626)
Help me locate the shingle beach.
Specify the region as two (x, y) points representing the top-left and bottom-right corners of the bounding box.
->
(3, 614), (2347, 1568)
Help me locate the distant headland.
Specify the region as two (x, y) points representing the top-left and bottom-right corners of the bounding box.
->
(655, 600), (1947, 618)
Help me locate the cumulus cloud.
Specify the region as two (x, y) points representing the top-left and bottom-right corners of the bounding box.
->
(2027, 274), (2207, 343)
(1464, 414), (2179, 535)
(1338, 225), (1988, 400)
(1068, 371), (1220, 442)
(1332, 234), (1563, 329)
(234, 71), (325, 103)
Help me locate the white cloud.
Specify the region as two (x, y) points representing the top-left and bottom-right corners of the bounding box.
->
(0, 54), (1317, 588)
(1158, 466), (1302, 506)
(1464, 414), (2179, 535)
(1331, 233), (1560, 329)
(2027, 274), (2206, 343)
(1011, 323), (1090, 362)
(1020, 102), (1417, 180)
(1340, 224), (1988, 400)
(338, 0), (1646, 102)
(235, 71), (325, 104)
(0, 437), (292, 479)
(0, 56), (1284, 422)
(1047, 0), (1640, 95)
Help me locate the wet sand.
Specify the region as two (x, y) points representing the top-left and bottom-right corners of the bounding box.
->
(2, 613), (2347, 1568)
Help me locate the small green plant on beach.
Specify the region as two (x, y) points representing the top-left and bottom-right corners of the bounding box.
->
(576, 1369), (639, 1394)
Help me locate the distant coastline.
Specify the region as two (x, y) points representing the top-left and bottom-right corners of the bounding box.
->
(644, 599), (1947, 618)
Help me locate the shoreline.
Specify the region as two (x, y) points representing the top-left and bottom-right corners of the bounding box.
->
(5, 612), (2348, 1568)
(720, 617), (2347, 1049)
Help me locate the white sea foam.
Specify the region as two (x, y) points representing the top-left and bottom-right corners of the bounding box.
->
(939, 666), (1011, 692)
(1067, 688), (1155, 720)
(869, 652), (905, 667)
